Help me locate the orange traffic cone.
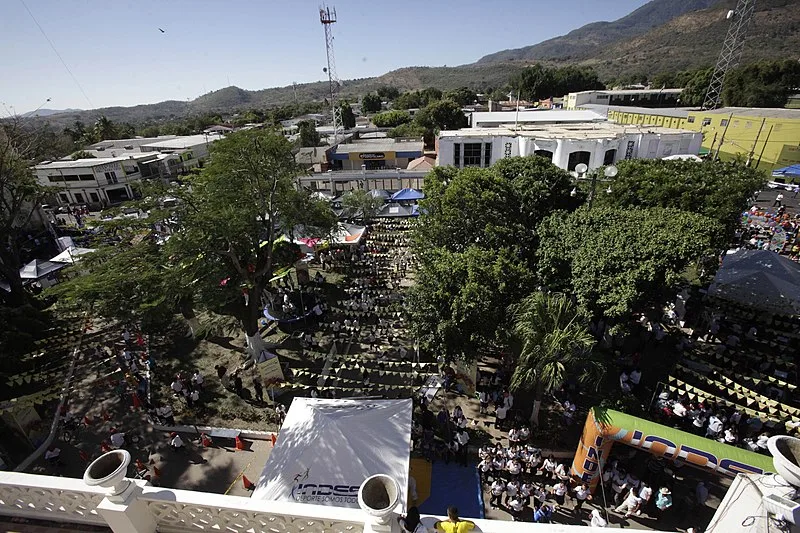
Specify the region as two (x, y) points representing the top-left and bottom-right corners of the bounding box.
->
(270, 433), (277, 446)
(82, 415), (93, 426)
(242, 474), (254, 490)
(201, 433), (213, 447)
(235, 436), (245, 451)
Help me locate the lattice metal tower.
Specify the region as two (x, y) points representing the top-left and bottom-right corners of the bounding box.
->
(320, 5), (343, 143)
(702, 0), (757, 110)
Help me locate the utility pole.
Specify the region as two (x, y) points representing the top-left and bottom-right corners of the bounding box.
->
(320, 5), (343, 144)
(702, 0), (757, 110)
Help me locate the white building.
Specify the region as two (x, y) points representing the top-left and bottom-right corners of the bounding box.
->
(565, 89), (684, 110)
(38, 134), (223, 207)
(437, 123), (702, 172)
(469, 110), (607, 128)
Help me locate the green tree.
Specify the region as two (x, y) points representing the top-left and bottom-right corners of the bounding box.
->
(361, 93), (383, 113)
(340, 101), (356, 129)
(166, 130), (336, 357)
(443, 87), (477, 106)
(679, 68), (713, 106)
(387, 122), (429, 143)
(0, 119), (51, 307)
(409, 245), (535, 363)
(508, 291), (600, 425)
(341, 189), (385, 221)
(63, 120), (91, 147)
(297, 120), (321, 147)
(376, 86), (401, 101)
(537, 206), (725, 324)
(139, 125), (162, 137)
(94, 115), (118, 141)
(371, 110), (412, 128)
(413, 99), (467, 131)
(592, 159), (766, 241)
(393, 92), (422, 110)
(419, 87), (443, 106)
(510, 65), (604, 101)
(722, 59), (800, 108)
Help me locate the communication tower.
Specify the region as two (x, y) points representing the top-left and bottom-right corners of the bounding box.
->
(320, 5), (343, 143)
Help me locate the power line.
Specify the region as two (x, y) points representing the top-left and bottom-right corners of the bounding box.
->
(19, 0), (94, 109)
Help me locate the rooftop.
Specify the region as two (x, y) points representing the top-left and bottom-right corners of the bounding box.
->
(440, 122), (696, 140)
(35, 153), (156, 170)
(471, 110), (607, 126)
(140, 133), (223, 150)
(695, 107), (800, 119)
(333, 139), (424, 153)
(571, 88), (684, 95)
(579, 104), (694, 119)
(88, 136), (179, 150)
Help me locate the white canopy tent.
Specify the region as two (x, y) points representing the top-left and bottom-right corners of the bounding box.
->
(50, 245), (96, 264)
(709, 249), (800, 316)
(252, 398), (411, 510)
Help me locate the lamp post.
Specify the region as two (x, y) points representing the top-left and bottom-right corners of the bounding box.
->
(572, 164), (617, 209)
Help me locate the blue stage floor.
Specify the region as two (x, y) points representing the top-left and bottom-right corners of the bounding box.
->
(418, 461), (484, 519)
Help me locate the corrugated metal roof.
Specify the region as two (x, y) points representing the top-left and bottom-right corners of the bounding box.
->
(333, 140), (423, 153)
(580, 104), (693, 119)
(696, 107), (800, 119)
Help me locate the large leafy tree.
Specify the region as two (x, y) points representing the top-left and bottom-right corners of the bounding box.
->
(592, 159), (766, 241)
(414, 99), (468, 131)
(371, 110), (412, 128)
(722, 60), (800, 108)
(94, 115), (118, 141)
(443, 87), (477, 106)
(537, 206), (725, 324)
(297, 120), (321, 147)
(361, 93), (382, 114)
(0, 119), (51, 307)
(340, 102), (356, 129)
(167, 130), (336, 357)
(341, 189), (385, 222)
(409, 245), (535, 364)
(508, 291), (600, 425)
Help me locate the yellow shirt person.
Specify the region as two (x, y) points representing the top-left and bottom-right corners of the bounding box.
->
(434, 507), (475, 533)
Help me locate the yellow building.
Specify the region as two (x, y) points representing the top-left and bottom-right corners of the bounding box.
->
(581, 104), (800, 173)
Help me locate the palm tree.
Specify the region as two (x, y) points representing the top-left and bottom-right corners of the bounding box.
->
(508, 291), (601, 426)
(94, 115), (117, 141)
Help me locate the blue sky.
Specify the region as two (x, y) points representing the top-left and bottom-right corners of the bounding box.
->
(1, 0), (649, 112)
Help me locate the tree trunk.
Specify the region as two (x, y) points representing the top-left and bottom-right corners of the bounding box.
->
(243, 284), (267, 360)
(529, 381), (545, 427)
(179, 297), (200, 337)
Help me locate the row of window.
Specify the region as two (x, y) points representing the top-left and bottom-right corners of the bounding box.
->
(47, 174), (94, 183)
(453, 142), (492, 168)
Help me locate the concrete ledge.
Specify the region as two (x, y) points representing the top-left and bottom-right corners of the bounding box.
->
(151, 424), (276, 441)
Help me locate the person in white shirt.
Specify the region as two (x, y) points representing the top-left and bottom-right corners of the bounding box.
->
(504, 391), (514, 410)
(505, 480), (519, 507)
(612, 470), (628, 505)
(508, 428), (519, 443)
(638, 482), (653, 506)
(508, 496), (524, 521)
(478, 458), (493, 482)
(494, 405), (508, 430)
(552, 481), (568, 505)
(540, 455), (558, 478)
(573, 483), (592, 512)
(507, 459), (521, 477)
(590, 509), (608, 527)
(554, 462), (571, 482)
(170, 432), (185, 450)
(625, 473), (640, 491)
(191, 371), (203, 388)
(533, 485), (548, 508)
(629, 368), (642, 386)
(672, 401), (687, 417)
(706, 415), (724, 438)
(518, 426), (530, 442)
(520, 481), (533, 505)
(170, 379), (183, 395)
(615, 487), (642, 517)
(489, 480), (504, 509)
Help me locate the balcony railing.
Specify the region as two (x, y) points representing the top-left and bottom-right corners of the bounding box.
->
(0, 470), (624, 533)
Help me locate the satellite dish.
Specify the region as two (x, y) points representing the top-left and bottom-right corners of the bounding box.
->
(575, 163), (588, 175)
(604, 165), (619, 178)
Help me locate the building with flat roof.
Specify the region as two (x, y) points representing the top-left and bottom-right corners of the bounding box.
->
(329, 139), (424, 171)
(565, 88), (684, 110)
(470, 110), (606, 128)
(437, 122), (701, 172)
(593, 105), (800, 172)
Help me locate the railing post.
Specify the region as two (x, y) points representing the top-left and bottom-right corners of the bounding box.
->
(96, 480), (157, 533)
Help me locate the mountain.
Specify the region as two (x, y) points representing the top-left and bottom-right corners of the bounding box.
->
(22, 108), (82, 117)
(477, 0), (720, 64)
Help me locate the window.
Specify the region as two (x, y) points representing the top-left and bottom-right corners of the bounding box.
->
(567, 151), (591, 172)
(59, 193), (69, 203)
(534, 149), (553, 161)
(453, 143), (461, 167)
(687, 116), (695, 123)
(90, 192), (100, 203)
(80, 174), (94, 181)
(483, 142), (492, 167)
(104, 171), (118, 184)
(603, 149), (617, 165)
(701, 118), (712, 126)
(74, 193), (84, 203)
(720, 119), (729, 127)
(463, 143), (482, 167)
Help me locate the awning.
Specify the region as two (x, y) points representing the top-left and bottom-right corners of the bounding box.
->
(390, 188), (424, 201)
(50, 246), (96, 264)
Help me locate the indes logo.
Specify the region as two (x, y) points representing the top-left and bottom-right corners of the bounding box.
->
(291, 467), (360, 504)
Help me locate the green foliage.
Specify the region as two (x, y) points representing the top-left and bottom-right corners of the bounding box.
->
(371, 110), (412, 128)
(340, 101), (356, 129)
(414, 99), (468, 131)
(386, 122), (428, 141)
(361, 93), (383, 113)
(722, 59), (800, 108)
(593, 159), (766, 241)
(443, 87), (478, 106)
(341, 189), (385, 221)
(507, 291), (600, 397)
(71, 150), (96, 160)
(537, 206), (724, 322)
(297, 120), (321, 147)
(376, 86), (401, 100)
(509, 64), (605, 101)
(408, 245), (535, 363)
(393, 87), (443, 110)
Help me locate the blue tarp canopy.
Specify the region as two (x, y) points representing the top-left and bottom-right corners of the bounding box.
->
(772, 164), (800, 178)
(391, 188), (424, 201)
(368, 189), (391, 199)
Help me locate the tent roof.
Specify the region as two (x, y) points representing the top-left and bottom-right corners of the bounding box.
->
(50, 246), (96, 264)
(252, 398), (411, 510)
(376, 202), (414, 218)
(390, 188), (424, 201)
(708, 249), (800, 316)
(368, 189), (391, 199)
(772, 164), (800, 178)
(20, 259), (66, 280)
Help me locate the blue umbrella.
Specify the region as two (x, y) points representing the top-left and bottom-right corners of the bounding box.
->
(390, 188), (425, 201)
